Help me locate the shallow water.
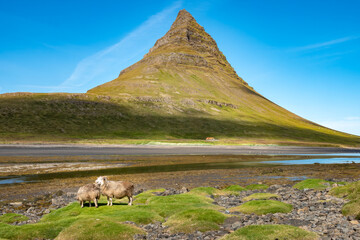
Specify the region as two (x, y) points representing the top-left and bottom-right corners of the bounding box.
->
(266, 156), (360, 165)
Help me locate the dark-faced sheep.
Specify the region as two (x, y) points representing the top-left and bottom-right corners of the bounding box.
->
(77, 183), (100, 208)
(95, 176), (134, 206)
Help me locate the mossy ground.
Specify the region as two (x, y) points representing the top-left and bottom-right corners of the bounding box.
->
(243, 193), (279, 201)
(0, 213), (29, 224)
(0, 190), (224, 239)
(245, 184), (269, 190)
(224, 185), (246, 192)
(293, 179), (334, 190)
(164, 209), (227, 233)
(220, 224), (319, 240)
(230, 200), (293, 215)
(330, 181), (360, 219)
(189, 185), (246, 196)
(55, 219), (145, 240)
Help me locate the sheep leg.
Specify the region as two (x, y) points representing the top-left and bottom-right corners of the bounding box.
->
(110, 197), (113, 206)
(107, 196), (110, 206)
(89, 201), (91, 207)
(80, 201), (84, 208)
(95, 198), (98, 208)
(128, 196), (133, 206)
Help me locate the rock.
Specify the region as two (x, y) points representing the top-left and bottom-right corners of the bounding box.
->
(26, 207), (35, 213)
(53, 190), (64, 197)
(180, 186), (189, 193)
(9, 202), (22, 207)
(351, 220), (359, 225)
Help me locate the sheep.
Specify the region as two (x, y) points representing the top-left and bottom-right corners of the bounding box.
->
(95, 176), (134, 206)
(76, 183), (101, 208)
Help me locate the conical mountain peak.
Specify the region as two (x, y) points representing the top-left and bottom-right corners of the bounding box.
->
(147, 9), (219, 56)
(170, 9), (195, 30)
(126, 9), (241, 79)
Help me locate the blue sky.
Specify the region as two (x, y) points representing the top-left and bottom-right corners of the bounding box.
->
(0, 0), (359, 136)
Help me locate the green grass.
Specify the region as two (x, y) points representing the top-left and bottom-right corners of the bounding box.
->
(189, 187), (219, 196)
(146, 192), (221, 218)
(220, 224), (319, 240)
(330, 181), (360, 219)
(330, 181), (360, 200)
(245, 184), (269, 190)
(55, 218), (145, 240)
(230, 200), (293, 215)
(0, 218), (77, 240)
(243, 193), (279, 201)
(164, 209), (227, 233)
(293, 179), (333, 190)
(0, 213), (29, 224)
(0, 190), (223, 239)
(189, 186), (247, 197)
(224, 185), (246, 192)
(133, 188), (166, 204)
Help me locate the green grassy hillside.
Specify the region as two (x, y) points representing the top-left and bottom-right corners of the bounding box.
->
(0, 92), (359, 146)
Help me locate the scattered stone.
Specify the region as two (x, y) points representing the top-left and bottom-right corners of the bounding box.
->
(9, 202), (22, 207)
(180, 186), (189, 193)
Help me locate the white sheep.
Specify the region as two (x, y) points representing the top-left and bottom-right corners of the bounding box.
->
(95, 176), (134, 206)
(76, 183), (101, 208)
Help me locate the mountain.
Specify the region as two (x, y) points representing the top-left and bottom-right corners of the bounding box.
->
(0, 10), (359, 146)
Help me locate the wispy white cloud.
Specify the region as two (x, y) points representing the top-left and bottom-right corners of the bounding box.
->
(31, 1), (182, 93)
(291, 36), (359, 52)
(320, 117), (360, 136)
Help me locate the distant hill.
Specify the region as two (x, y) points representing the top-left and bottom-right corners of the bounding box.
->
(0, 10), (359, 147)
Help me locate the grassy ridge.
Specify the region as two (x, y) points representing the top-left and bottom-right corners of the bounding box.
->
(0, 93), (359, 146)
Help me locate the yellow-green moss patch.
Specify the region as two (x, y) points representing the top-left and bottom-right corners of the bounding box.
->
(0, 213), (29, 224)
(220, 224), (319, 240)
(243, 193), (279, 202)
(245, 184), (269, 190)
(164, 209), (227, 233)
(230, 200), (292, 215)
(55, 218), (145, 240)
(293, 179), (333, 190)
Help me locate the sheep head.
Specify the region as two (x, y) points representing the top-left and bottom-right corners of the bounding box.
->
(95, 176), (108, 186)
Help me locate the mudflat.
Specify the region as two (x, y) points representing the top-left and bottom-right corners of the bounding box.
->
(0, 144), (359, 156)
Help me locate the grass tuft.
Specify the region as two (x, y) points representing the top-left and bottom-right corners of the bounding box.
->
(245, 184), (269, 190)
(164, 209), (227, 233)
(189, 187), (218, 196)
(224, 185), (246, 192)
(293, 179), (333, 190)
(230, 200), (292, 215)
(0, 213), (29, 224)
(220, 224), (319, 240)
(55, 218), (145, 240)
(330, 181), (360, 219)
(134, 188), (166, 204)
(243, 193), (279, 202)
